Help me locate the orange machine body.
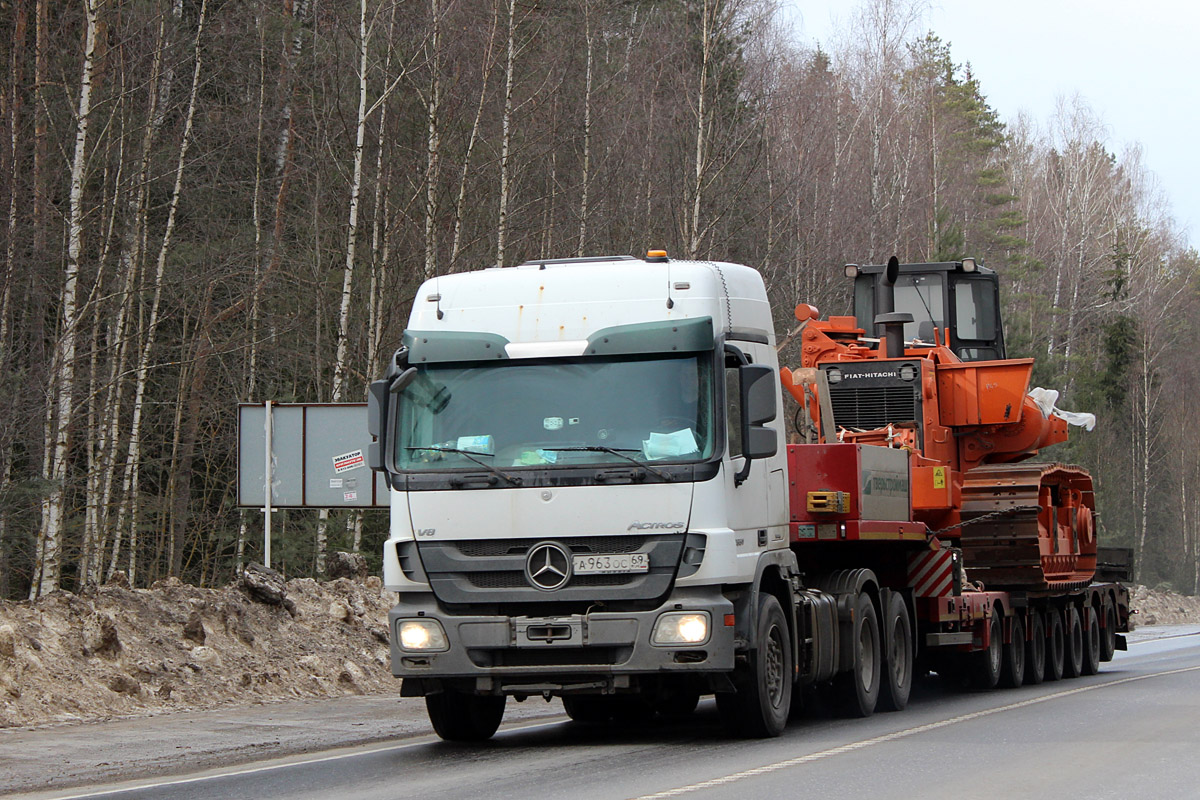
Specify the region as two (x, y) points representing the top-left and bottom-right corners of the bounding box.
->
(783, 306), (1095, 591)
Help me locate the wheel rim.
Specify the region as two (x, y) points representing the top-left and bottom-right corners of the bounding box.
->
(989, 616), (1002, 673)
(765, 623), (785, 709)
(859, 622), (876, 692)
(890, 617), (908, 686)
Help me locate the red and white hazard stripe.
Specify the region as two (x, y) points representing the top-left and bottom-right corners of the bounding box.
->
(908, 549), (953, 598)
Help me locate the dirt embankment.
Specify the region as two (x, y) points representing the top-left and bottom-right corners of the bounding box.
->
(1130, 584), (1200, 626)
(1, 558), (398, 729)
(2, 567), (1198, 729)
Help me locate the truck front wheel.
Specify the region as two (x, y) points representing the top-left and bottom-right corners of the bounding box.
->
(426, 690), (506, 742)
(717, 593), (792, 737)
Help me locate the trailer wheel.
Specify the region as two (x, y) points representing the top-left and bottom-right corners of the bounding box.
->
(1063, 606), (1084, 678)
(833, 592), (881, 717)
(970, 607), (1003, 690)
(879, 593), (912, 712)
(1081, 605), (1102, 676)
(717, 593), (792, 737)
(1045, 607), (1065, 681)
(1099, 597), (1118, 662)
(1001, 612), (1026, 688)
(425, 691), (506, 742)
(1024, 610), (1046, 685)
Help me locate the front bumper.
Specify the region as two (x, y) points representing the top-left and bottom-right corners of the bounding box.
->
(388, 587), (735, 688)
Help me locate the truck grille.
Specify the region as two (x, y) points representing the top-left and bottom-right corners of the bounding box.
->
(828, 385), (917, 429)
(415, 534), (684, 605)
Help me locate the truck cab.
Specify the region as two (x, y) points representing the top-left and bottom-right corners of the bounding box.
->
(368, 254), (796, 739)
(849, 259), (1006, 361)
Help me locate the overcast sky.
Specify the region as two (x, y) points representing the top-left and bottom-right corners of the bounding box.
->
(785, 0), (1198, 250)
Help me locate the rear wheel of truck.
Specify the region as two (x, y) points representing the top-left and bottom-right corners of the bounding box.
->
(1045, 607), (1065, 681)
(879, 592), (913, 712)
(1063, 606), (1084, 678)
(425, 691), (506, 742)
(1024, 610), (1046, 685)
(717, 593), (792, 737)
(1081, 605), (1102, 676)
(1099, 597), (1118, 662)
(970, 607), (1003, 690)
(833, 591), (881, 717)
(1001, 612), (1026, 689)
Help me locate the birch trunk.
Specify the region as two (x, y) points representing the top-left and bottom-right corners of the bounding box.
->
(688, 0), (712, 260)
(237, 7), (272, 575)
(109, 0), (209, 582)
(449, 0), (499, 270)
(423, 0), (442, 280)
(367, 1), (398, 380)
(32, 0), (101, 599)
(495, 0), (517, 268)
(318, 0), (372, 573)
(577, 3), (593, 257)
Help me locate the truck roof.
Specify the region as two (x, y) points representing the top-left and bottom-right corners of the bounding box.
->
(407, 255), (773, 355)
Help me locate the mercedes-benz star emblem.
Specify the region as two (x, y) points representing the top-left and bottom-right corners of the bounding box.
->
(525, 541), (571, 591)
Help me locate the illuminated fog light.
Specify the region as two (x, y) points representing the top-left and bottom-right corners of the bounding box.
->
(397, 619), (448, 652)
(652, 612), (710, 645)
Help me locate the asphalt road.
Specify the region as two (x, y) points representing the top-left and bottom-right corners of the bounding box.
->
(7, 625), (1200, 800)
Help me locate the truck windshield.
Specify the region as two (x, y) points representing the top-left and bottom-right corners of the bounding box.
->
(394, 353), (715, 471)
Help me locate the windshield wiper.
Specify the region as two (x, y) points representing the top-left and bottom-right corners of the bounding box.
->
(406, 446), (523, 486)
(540, 446), (672, 481)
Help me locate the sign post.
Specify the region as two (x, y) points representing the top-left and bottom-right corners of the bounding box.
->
(264, 400), (273, 568)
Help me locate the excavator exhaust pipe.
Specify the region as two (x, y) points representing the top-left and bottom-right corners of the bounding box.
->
(874, 256), (911, 358)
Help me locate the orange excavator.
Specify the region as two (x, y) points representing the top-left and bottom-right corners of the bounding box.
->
(782, 257), (1099, 592)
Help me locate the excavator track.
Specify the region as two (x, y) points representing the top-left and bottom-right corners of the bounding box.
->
(955, 463), (1097, 591)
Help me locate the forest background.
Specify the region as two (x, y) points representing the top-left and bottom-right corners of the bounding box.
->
(2, 0), (1197, 601)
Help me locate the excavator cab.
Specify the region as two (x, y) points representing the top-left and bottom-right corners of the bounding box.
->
(850, 260), (1006, 361)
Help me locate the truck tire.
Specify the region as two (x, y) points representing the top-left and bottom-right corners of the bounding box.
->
(1024, 610), (1046, 685)
(1081, 605), (1102, 676)
(1001, 612), (1026, 689)
(717, 593), (792, 737)
(654, 690), (701, 721)
(1063, 606), (1084, 678)
(970, 607), (1003, 690)
(1100, 597), (1118, 662)
(833, 592), (881, 717)
(425, 691), (506, 742)
(879, 592), (913, 712)
(562, 695), (654, 724)
(1045, 607), (1065, 681)
(562, 695), (611, 723)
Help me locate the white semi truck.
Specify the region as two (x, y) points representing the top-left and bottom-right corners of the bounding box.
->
(365, 251), (1129, 741)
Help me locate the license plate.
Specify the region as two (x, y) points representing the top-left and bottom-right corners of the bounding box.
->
(572, 552), (649, 575)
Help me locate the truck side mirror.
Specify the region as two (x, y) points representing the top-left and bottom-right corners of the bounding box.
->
(735, 364), (778, 485)
(367, 379), (390, 471)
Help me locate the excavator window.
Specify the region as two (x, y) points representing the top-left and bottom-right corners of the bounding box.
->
(949, 275), (1005, 360)
(853, 265), (1006, 362)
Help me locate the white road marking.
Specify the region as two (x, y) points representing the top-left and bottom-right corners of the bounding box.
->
(629, 664), (1200, 799)
(32, 718), (567, 800)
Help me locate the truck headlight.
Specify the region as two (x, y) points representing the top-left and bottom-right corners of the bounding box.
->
(652, 612), (710, 645)
(396, 618), (449, 652)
